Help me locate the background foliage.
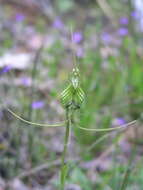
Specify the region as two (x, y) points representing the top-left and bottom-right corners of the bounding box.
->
(0, 0), (143, 189)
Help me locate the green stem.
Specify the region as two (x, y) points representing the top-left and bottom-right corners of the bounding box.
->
(60, 108), (71, 190)
(120, 143), (136, 190)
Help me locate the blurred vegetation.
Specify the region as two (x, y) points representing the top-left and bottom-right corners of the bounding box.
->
(0, 0), (143, 189)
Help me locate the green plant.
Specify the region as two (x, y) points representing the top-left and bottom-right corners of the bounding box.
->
(5, 66), (136, 189)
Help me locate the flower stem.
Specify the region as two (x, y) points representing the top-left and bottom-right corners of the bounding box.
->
(60, 108), (71, 190)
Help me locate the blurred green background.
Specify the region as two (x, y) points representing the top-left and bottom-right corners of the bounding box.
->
(0, 0), (143, 189)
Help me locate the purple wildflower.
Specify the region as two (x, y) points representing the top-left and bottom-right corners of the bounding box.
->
(112, 117), (126, 126)
(131, 11), (139, 20)
(101, 32), (111, 43)
(72, 32), (83, 43)
(76, 47), (84, 58)
(15, 13), (25, 22)
(0, 65), (12, 74)
(117, 27), (128, 36)
(20, 77), (31, 87)
(119, 17), (129, 25)
(53, 18), (64, 29)
(31, 101), (45, 109)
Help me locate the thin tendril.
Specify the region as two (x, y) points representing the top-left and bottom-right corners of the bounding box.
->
(7, 108), (66, 127)
(76, 120), (137, 132)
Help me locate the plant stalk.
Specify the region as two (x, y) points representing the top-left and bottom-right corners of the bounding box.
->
(60, 108), (71, 190)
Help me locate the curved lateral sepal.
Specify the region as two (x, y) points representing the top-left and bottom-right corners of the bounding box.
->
(76, 120), (137, 132)
(7, 108), (66, 127)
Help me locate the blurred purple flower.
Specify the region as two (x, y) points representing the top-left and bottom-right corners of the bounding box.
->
(15, 13), (25, 22)
(73, 32), (83, 43)
(31, 101), (45, 109)
(20, 77), (31, 87)
(53, 18), (64, 29)
(101, 32), (111, 43)
(0, 65), (12, 74)
(117, 27), (128, 36)
(113, 117), (126, 126)
(119, 17), (129, 25)
(76, 47), (84, 58)
(131, 11), (139, 19)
